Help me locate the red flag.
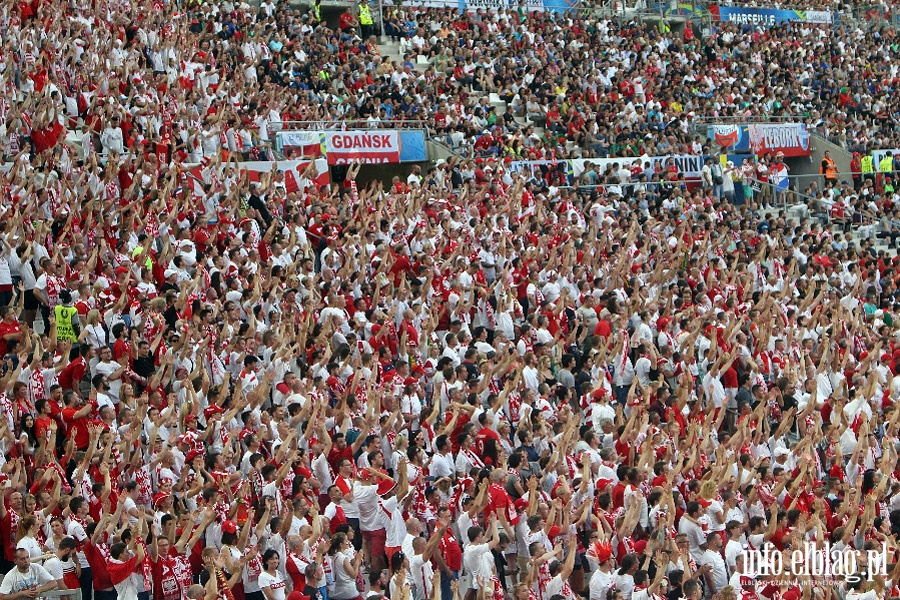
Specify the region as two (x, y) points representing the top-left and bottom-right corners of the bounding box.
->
(284, 167), (299, 194)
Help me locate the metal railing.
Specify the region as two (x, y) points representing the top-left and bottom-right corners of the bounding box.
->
(36, 590), (83, 600)
(268, 120), (429, 134)
(693, 115), (812, 124)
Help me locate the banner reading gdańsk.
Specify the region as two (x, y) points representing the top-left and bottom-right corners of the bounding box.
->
(324, 131), (401, 165)
(710, 5), (833, 24)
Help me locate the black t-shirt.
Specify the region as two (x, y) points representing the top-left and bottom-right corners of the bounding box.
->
(303, 585), (325, 600)
(491, 549), (508, 590)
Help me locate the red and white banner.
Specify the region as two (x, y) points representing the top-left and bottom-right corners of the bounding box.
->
(184, 159), (330, 197)
(324, 131), (401, 165)
(240, 159), (331, 192)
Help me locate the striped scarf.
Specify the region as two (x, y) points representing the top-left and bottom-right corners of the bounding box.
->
(481, 298), (496, 329)
(137, 537), (152, 591)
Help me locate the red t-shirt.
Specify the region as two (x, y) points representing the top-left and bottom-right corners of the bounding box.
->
(106, 555), (140, 586)
(62, 406), (90, 449)
(338, 12), (355, 30)
(285, 553), (308, 592)
(58, 357), (87, 391)
(485, 483), (518, 525)
(35, 415), (53, 442)
(326, 503), (347, 534)
(327, 446), (353, 472)
(439, 531), (463, 571)
(0, 319), (21, 356)
(113, 338), (131, 363)
(151, 550), (192, 600)
(84, 540), (115, 590)
(474, 427), (500, 456)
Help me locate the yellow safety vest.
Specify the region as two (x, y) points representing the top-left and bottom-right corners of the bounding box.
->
(861, 155), (874, 174)
(54, 305), (78, 342)
(359, 4), (373, 25)
(313, 4), (320, 20)
(881, 156), (894, 173)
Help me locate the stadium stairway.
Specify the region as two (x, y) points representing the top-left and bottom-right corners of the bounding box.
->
(377, 39), (404, 64)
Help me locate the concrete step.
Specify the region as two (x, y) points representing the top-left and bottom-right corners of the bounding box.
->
(377, 42), (403, 63)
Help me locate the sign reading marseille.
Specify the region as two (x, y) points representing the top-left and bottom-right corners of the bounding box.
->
(711, 5), (833, 24)
(708, 123), (811, 157)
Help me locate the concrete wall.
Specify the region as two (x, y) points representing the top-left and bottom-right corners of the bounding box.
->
(786, 132), (852, 194)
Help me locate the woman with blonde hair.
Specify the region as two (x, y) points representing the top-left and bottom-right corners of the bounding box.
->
(718, 586), (737, 600)
(700, 479), (727, 539)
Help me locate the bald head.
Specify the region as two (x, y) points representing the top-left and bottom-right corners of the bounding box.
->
(405, 518), (422, 535)
(287, 535), (303, 551)
(412, 537), (426, 554)
(186, 585), (206, 600)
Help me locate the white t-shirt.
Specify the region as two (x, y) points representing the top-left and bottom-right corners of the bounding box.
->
(15, 536), (44, 559)
(110, 557), (140, 600)
(545, 574), (565, 598)
(66, 521), (90, 569)
(0, 564), (55, 594)
(589, 569), (615, 600)
(354, 483), (383, 533)
(428, 453), (454, 479)
(677, 518), (707, 562)
(381, 494), (409, 548)
(409, 553), (435, 599)
(724, 539), (744, 570)
(43, 556), (77, 587)
(94, 360), (123, 401)
(613, 573), (634, 599)
(257, 571), (286, 600)
(700, 549), (729, 592)
(462, 543), (493, 590)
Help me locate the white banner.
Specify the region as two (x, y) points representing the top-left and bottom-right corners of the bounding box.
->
(277, 130), (324, 148)
(464, 0), (544, 11)
(385, 0), (458, 8)
(804, 10), (833, 23)
(569, 155), (705, 179)
(872, 149), (900, 167)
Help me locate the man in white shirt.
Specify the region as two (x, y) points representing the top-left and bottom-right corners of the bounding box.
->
(428, 435), (455, 480)
(66, 497), (92, 579)
(699, 532), (729, 595)
(409, 515), (449, 600)
(93, 346), (126, 403)
(723, 521), (746, 572)
(43, 537), (79, 592)
(677, 502), (708, 562)
(107, 538), (146, 600)
(462, 521), (500, 593)
(0, 548), (58, 598)
(544, 538), (577, 597)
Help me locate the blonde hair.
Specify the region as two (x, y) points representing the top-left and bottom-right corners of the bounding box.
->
(699, 479), (718, 501)
(86, 309), (100, 325)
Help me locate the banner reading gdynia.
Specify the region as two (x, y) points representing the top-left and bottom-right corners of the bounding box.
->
(324, 131), (402, 165)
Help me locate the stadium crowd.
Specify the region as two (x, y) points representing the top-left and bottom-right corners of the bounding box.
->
(2, 0), (900, 600)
